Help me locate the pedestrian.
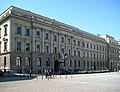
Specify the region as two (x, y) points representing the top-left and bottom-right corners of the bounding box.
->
(29, 69), (32, 77)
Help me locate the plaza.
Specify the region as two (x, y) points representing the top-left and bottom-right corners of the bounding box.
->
(0, 72), (120, 92)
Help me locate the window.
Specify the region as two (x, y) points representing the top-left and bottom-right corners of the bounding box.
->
(4, 42), (7, 51)
(73, 40), (76, 45)
(25, 57), (30, 66)
(61, 48), (64, 53)
(17, 26), (22, 35)
(91, 53), (92, 58)
(74, 50), (76, 56)
(78, 51), (80, 57)
(46, 46), (49, 53)
(87, 52), (89, 58)
(54, 35), (57, 42)
(26, 43), (30, 51)
(4, 57), (6, 67)
(0, 28), (1, 38)
(4, 24), (8, 36)
(45, 33), (49, 40)
(94, 53), (95, 58)
(69, 60), (72, 67)
(83, 52), (85, 58)
(82, 42), (85, 47)
(87, 43), (89, 48)
(16, 57), (21, 66)
(37, 58), (41, 66)
(68, 38), (70, 44)
(36, 31), (40, 38)
(54, 47), (57, 53)
(90, 44), (92, 49)
(94, 45), (96, 49)
(68, 49), (71, 55)
(17, 41), (21, 51)
(78, 60), (80, 67)
(61, 37), (64, 43)
(26, 29), (30, 36)
(74, 60), (76, 67)
(46, 58), (50, 66)
(97, 45), (99, 50)
(78, 40), (80, 46)
(36, 44), (40, 52)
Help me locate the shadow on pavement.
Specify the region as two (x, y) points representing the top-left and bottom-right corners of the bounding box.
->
(0, 75), (36, 82)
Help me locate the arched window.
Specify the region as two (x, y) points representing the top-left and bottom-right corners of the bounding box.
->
(16, 57), (21, 66)
(46, 58), (50, 66)
(26, 57), (30, 66)
(37, 58), (41, 66)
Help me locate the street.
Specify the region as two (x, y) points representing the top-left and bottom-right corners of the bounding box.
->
(0, 72), (120, 92)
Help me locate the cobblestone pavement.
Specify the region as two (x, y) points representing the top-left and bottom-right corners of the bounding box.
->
(0, 72), (120, 92)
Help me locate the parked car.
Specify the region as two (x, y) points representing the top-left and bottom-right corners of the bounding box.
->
(0, 69), (4, 76)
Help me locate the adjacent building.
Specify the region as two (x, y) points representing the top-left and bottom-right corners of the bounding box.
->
(0, 6), (119, 73)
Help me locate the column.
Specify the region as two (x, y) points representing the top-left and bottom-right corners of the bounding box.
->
(65, 35), (67, 54)
(41, 29), (44, 53)
(58, 33), (61, 53)
(50, 31), (53, 54)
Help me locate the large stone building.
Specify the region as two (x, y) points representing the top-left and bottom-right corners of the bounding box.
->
(0, 6), (119, 73)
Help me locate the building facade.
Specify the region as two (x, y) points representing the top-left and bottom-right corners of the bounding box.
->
(0, 6), (119, 73)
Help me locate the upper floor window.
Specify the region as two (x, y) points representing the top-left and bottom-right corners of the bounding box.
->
(68, 38), (70, 44)
(87, 43), (89, 48)
(36, 44), (40, 52)
(0, 28), (1, 38)
(45, 33), (49, 40)
(26, 29), (30, 36)
(4, 24), (8, 36)
(54, 35), (57, 42)
(16, 57), (21, 66)
(36, 31), (40, 38)
(61, 37), (64, 43)
(26, 43), (30, 51)
(73, 40), (76, 46)
(46, 46), (49, 53)
(78, 40), (80, 46)
(78, 51), (80, 57)
(68, 49), (71, 55)
(82, 42), (85, 47)
(90, 44), (92, 49)
(17, 26), (22, 35)
(4, 42), (7, 51)
(17, 41), (21, 51)
(74, 50), (76, 56)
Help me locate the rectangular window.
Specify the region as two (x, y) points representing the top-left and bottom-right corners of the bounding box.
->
(62, 48), (64, 53)
(36, 44), (40, 52)
(68, 38), (70, 44)
(46, 46), (49, 53)
(68, 49), (71, 55)
(78, 60), (80, 67)
(17, 41), (21, 51)
(82, 42), (85, 47)
(61, 37), (64, 43)
(87, 43), (89, 48)
(74, 50), (76, 56)
(4, 42), (7, 51)
(36, 31), (40, 38)
(4, 24), (8, 36)
(54, 47), (57, 53)
(74, 40), (76, 45)
(26, 29), (30, 36)
(26, 43), (30, 51)
(74, 60), (76, 67)
(54, 35), (57, 42)
(78, 41), (80, 46)
(17, 26), (22, 35)
(90, 44), (92, 49)
(87, 52), (89, 58)
(78, 51), (80, 57)
(83, 52), (85, 58)
(45, 33), (49, 40)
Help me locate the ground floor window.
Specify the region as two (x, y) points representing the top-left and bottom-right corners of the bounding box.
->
(16, 56), (21, 66)
(37, 58), (41, 66)
(26, 57), (30, 66)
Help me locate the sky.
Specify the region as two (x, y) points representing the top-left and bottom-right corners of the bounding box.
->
(0, 0), (120, 40)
